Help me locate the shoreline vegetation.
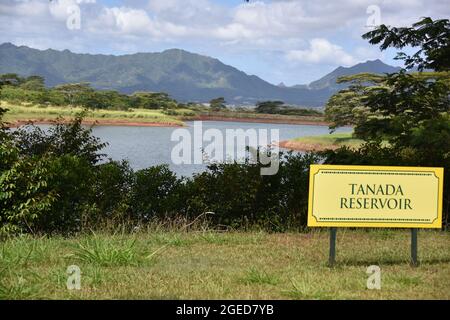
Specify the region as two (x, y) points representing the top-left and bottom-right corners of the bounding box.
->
(2, 101), (328, 128)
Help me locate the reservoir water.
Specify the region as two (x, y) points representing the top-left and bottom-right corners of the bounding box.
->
(38, 121), (352, 176)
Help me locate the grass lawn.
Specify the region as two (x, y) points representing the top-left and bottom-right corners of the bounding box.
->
(292, 133), (363, 149)
(1, 101), (185, 126)
(1, 229), (449, 299)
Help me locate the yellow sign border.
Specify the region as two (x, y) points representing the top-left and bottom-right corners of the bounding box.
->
(307, 164), (444, 228)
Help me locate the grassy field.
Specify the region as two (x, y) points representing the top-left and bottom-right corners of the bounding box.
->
(1, 229), (449, 300)
(1, 101), (185, 126)
(292, 133), (363, 148)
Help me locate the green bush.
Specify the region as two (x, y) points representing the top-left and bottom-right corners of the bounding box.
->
(184, 152), (319, 231)
(130, 165), (184, 221)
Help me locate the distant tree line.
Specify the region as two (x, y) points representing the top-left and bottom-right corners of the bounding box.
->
(255, 100), (322, 116)
(0, 74), (179, 111)
(0, 74), (323, 116)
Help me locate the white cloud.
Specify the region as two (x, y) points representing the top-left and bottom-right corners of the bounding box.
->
(50, 0), (89, 21)
(286, 38), (356, 66)
(90, 6), (191, 38)
(96, 7), (154, 34)
(1, 0), (449, 84)
(0, 0), (48, 17)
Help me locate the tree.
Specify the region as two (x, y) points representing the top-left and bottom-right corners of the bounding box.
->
(13, 113), (107, 165)
(0, 73), (24, 87)
(255, 101), (284, 114)
(54, 82), (94, 105)
(132, 92), (177, 110)
(0, 108), (55, 236)
(209, 97), (226, 111)
(20, 76), (46, 91)
(325, 73), (400, 131)
(362, 17), (450, 71)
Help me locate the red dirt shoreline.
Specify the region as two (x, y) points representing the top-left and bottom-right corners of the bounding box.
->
(183, 115), (329, 126)
(7, 115), (329, 128)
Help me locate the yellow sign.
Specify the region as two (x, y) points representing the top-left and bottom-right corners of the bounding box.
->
(308, 165), (444, 228)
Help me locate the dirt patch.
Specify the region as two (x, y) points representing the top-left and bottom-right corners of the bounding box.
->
(277, 140), (339, 152)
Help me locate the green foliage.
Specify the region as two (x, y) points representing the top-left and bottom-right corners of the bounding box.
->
(242, 267), (279, 285)
(0, 73), (182, 111)
(209, 97), (226, 111)
(363, 17), (450, 71)
(325, 73), (387, 130)
(13, 114), (107, 164)
(132, 92), (178, 110)
(130, 165), (184, 221)
(0, 141), (55, 236)
(0, 73), (24, 86)
(19, 76), (45, 91)
(69, 236), (140, 266)
(91, 161), (134, 224)
(185, 152), (319, 230)
(255, 101), (285, 114)
(1, 112), (107, 235)
(256, 101), (322, 116)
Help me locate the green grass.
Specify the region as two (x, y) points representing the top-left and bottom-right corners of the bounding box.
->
(0, 230), (449, 299)
(1, 101), (184, 125)
(241, 268), (280, 285)
(67, 236), (141, 267)
(291, 132), (363, 149)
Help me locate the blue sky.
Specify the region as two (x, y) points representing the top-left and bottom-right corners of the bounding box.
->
(1, 0), (449, 85)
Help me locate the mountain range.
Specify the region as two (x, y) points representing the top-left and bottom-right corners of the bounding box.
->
(0, 43), (401, 107)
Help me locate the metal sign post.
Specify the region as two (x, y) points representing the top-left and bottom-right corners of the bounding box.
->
(411, 229), (419, 267)
(328, 227), (337, 267)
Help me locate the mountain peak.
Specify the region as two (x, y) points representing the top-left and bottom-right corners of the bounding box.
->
(308, 59), (401, 90)
(0, 42), (15, 48)
(162, 48), (188, 54)
(362, 58), (386, 66)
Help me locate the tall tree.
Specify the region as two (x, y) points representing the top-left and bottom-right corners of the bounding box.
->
(255, 101), (285, 114)
(209, 97), (226, 111)
(362, 17), (450, 71)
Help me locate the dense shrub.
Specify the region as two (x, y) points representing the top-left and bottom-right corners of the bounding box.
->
(184, 152), (319, 231)
(91, 160), (134, 224)
(130, 165), (185, 221)
(0, 139), (55, 236)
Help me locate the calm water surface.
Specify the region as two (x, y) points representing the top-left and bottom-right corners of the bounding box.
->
(39, 121), (352, 176)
